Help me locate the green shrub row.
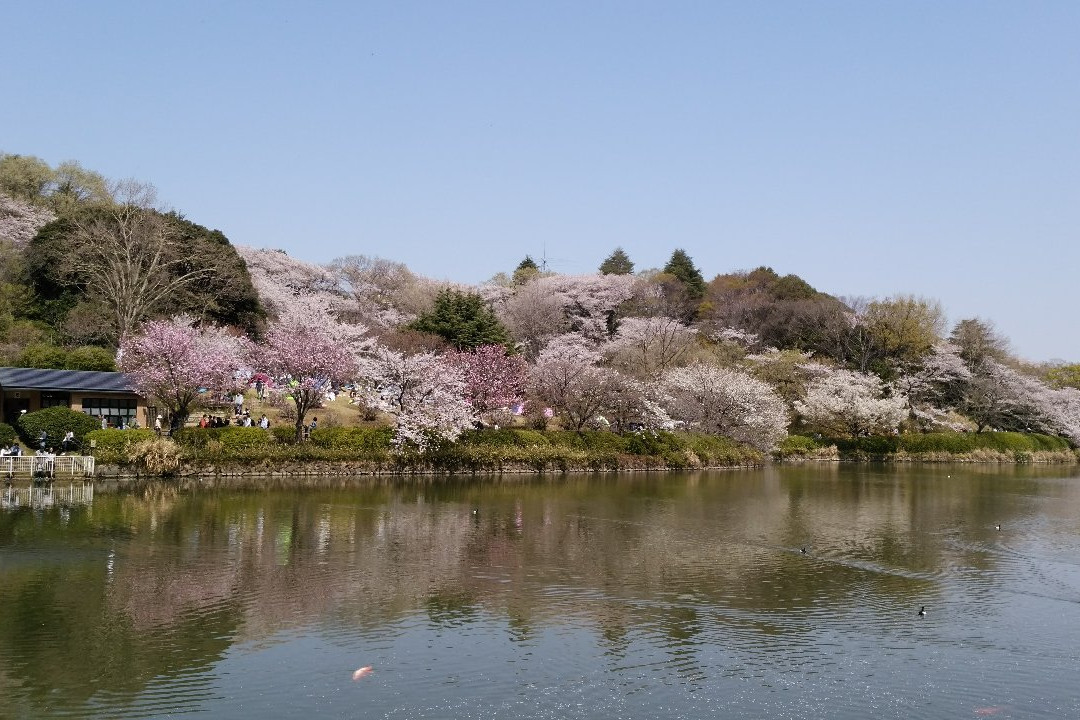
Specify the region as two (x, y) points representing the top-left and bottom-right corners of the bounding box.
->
(898, 432), (1068, 453)
(169, 425), (394, 457)
(172, 426), (276, 451)
(309, 426), (395, 454)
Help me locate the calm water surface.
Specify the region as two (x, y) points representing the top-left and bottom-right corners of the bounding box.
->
(2, 464), (1080, 719)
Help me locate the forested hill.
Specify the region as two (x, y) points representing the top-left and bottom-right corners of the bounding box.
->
(3, 151), (1078, 448)
(0, 153), (263, 369)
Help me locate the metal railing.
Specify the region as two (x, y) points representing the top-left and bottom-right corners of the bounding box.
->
(0, 455), (96, 478)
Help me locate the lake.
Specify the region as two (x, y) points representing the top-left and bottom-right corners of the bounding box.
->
(2, 464), (1079, 719)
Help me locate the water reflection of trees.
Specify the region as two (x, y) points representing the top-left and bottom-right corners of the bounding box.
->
(1, 464), (1078, 714)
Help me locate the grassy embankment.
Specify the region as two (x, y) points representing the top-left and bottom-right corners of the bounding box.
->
(85, 426), (762, 476)
(775, 432), (1078, 463)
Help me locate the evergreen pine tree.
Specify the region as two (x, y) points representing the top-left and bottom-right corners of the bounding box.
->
(598, 247), (634, 275)
(663, 249), (706, 300)
(409, 289), (512, 350)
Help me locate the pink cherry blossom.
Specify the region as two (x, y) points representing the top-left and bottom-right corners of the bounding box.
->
(120, 315), (249, 426)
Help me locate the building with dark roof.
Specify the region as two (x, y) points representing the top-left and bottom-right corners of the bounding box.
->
(0, 367), (150, 429)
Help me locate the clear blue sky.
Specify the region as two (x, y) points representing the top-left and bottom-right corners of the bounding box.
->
(3, 1), (1077, 361)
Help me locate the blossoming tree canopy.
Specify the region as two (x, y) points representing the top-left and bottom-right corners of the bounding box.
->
(443, 345), (528, 416)
(258, 302), (368, 440)
(661, 363), (789, 451)
(794, 367), (907, 438)
(120, 315), (250, 426)
(357, 346), (475, 448)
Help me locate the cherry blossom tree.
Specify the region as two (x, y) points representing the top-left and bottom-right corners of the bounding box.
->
(495, 279), (569, 359)
(596, 373), (673, 432)
(711, 327), (762, 349)
(357, 346), (475, 448)
(329, 254), (425, 328)
(1045, 386), (1080, 446)
(0, 192), (55, 248)
(237, 246), (346, 319)
(545, 273), (637, 340)
(528, 334), (617, 431)
(496, 273), (636, 347)
(962, 359), (1080, 443)
(794, 368), (907, 438)
(443, 345), (528, 419)
(257, 299), (368, 440)
(891, 343), (972, 430)
(120, 315), (249, 429)
(661, 363), (789, 451)
(605, 315), (697, 380)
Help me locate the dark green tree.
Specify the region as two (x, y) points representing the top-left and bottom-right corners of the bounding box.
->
(409, 289), (511, 350)
(27, 207), (264, 341)
(512, 255), (541, 286)
(599, 247), (634, 275)
(157, 212), (265, 336)
(662, 249), (706, 300)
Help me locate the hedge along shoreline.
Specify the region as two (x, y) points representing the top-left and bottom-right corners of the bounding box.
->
(775, 432), (1079, 463)
(85, 427), (764, 478)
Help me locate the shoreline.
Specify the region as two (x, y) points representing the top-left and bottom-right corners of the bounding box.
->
(85, 450), (1078, 482)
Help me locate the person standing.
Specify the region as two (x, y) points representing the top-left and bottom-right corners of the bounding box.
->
(154, 415), (163, 436)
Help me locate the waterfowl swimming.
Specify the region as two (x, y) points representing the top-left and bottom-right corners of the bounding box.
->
(918, 606), (926, 616)
(800, 547), (807, 554)
(995, 524), (1001, 531)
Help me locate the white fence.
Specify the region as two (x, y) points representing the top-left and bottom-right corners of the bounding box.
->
(0, 455), (96, 478)
(1, 482), (94, 509)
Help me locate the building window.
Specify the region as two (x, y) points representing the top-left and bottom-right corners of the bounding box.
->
(41, 392), (71, 409)
(81, 397), (138, 429)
